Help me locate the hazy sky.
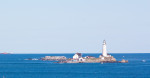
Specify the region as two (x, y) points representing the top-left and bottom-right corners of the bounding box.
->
(0, 0), (150, 53)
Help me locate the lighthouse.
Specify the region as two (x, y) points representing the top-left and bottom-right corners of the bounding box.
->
(102, 40), (108, 57)
(99, 40), (115, 61)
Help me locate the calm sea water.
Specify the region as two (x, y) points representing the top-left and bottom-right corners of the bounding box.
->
(0, 53), (150, 78)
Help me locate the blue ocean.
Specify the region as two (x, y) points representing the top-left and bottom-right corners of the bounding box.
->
(0, 53), (150, 78)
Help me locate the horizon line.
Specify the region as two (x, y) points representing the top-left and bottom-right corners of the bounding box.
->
(6, 52), (150, 54)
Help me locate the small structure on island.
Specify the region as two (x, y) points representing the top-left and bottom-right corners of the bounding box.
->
(99, 40), (116, 62)
(73, 53), (82, 60)
(79, 57), (85, 61)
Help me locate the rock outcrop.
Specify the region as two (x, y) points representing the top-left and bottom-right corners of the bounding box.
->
(41, 56), (67, 61)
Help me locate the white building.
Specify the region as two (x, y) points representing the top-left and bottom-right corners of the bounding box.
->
(73, 53), (82, 59)
(79, 57), (85, 61)
(102, 40), (108, 57)
(100, 40), (111, 57)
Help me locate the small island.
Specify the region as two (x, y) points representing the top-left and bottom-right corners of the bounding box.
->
(41, 40), (128, 63)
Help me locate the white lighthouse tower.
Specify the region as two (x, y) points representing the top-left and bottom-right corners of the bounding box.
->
(102, 40), (108, 57)
(99, 40), (114, 60)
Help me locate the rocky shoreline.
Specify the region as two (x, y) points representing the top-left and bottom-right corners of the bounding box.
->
(41, 56), (67, 61)
(40, 55), (128, 63)
(24, 55), (128, 63)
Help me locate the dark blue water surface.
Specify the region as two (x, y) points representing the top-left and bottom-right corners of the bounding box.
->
(0, 53), (150, 78)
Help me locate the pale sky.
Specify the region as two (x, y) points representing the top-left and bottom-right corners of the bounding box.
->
(0, 0), (150, 53)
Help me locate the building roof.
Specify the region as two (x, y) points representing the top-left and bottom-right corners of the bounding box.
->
(75, 53), (81, 56)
